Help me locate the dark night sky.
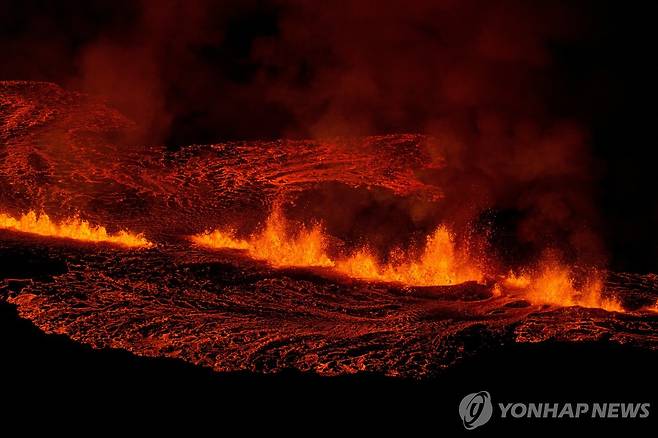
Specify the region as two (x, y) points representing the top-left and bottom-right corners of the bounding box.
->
(0, 0), (656, 272)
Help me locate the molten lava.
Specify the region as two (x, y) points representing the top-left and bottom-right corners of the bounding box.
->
(4, 81), (658, 380)
(0, 211), (152, 248)
(194, 209), (622, 311)
(504, 263), (622, 312)
(335, 226), (483, 286)
(503, 272), (532, 289)
(191, 229), (251, 251)
(192, 210), (482, 286)
(193, 210), (333, 267)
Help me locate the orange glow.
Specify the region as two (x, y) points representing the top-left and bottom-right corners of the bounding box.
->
(192, 211), (482, 286)
(502, 271), (531, 289)
(249, 210), (334, 267)
(0, 211), (152, 248)
(504, 262), (622, 312)
(192, 209), (333, 268)
(191, 229), (250, 250)
(335, 226), (483, 286)
(192, 211), (624, 310)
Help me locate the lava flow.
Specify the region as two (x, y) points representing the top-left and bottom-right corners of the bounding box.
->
(2, 81), (658, 379)
(0, 211), (151, 248)
(192, 209), (482, 286)
(335, 226), (483, 286)
(192, 209), (333, 268)
(192, 211), (620, 309)
(503, 263), (623, 312)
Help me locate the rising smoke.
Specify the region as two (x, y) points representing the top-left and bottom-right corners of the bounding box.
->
(0, 0), (610, 267)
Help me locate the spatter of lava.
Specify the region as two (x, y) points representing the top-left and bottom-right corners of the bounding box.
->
(0, 211), (151, 248)
(1, 81), (657, 378)
(191, 209), (624, 311)
(192, 208), (482, 286)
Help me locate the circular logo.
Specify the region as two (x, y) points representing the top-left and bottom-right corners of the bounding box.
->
(459, 391), (493, 430)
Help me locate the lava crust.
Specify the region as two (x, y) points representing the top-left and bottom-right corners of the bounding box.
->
(1, 81), (658, 378)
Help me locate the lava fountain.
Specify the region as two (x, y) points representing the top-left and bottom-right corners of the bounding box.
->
(503, 261), (622, 312)
(3, 82), (654, 381)
(0, 211), (152, 248)
(191, 209), (333, 268)
(334, 226), (483, 286)
(193, 210), (622, 310)
(192, 209), (483, 286)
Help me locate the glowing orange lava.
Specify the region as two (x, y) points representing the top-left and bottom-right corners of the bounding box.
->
(504, 262), (622, 312)
(335, 226), (482, 286)
(502, 271), (531, 289)
(193, 212), (626, 310)
(191, 229), (250, 251)
(192, 210), (333, 268)
(0, 211), (152, 248)
(192, 211), (482, 286)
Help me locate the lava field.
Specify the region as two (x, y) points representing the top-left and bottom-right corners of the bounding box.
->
(2, 81), (658, 379)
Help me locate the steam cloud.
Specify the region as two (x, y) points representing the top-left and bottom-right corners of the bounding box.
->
(0, 0), (609, 267)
